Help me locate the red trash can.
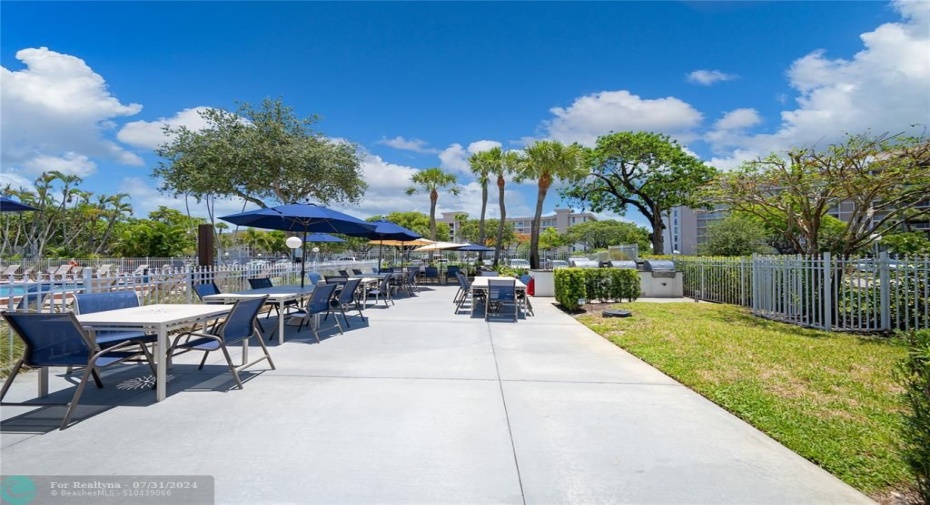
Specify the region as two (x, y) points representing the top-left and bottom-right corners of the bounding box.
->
(527, 276), (535, 296)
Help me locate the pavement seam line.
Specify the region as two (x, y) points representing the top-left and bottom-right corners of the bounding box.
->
(487, 322), (527, 505)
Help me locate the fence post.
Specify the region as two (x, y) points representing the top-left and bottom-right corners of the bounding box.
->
(822, 252), (832, 332)
(879, 251), (891, 331)
(739, 257), (747, 307)
(83, 267), (93, 294)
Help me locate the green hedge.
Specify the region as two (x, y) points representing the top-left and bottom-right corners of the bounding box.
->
(554, 268), (640, 311)
(895, 329), (930, 503)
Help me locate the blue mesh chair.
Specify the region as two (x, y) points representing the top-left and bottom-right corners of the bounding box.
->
(74, 291), (157, 348)
(454, 272), (480, 314)
(424, 267), (440, 284)
(351, 269), (364, 275)
(307, 272), (324, 286)
(486, 279), (518, 322)
(247, 277), (272, 289)
(366, 275), (394, 307)
(0, 311), (155, 429)
(169, 296), (274, 389)
(292, 283), (342, 343)
(248, 277), (299, 322)
(328, 278), (364, 327)
(193, 281), (221, 301)
(445, 265), (460, 284)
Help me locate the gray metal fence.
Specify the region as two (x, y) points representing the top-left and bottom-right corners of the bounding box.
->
(676, 253), (929, 333)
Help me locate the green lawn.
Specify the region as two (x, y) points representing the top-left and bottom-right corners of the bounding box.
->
(578, 301), (910, 496)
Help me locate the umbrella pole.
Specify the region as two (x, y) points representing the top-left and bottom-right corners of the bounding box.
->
(378, 240), (384, 272)
(300, 231), (307, 288)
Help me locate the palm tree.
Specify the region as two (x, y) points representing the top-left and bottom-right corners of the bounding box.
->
(491, 149), (521, 266)
(469, 149), (498, 262)
(516, 140), (587, 269)
(405, 167), (460, 241)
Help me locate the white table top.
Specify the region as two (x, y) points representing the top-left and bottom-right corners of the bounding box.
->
(202, 285), (316, 303)
(470, 276), (526, 289)
(76, 303), (233, 327)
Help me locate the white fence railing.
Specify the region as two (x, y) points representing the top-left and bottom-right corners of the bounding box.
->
(676, 253), (929, 333)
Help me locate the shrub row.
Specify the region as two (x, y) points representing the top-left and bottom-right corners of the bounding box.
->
(896, 329), (930, 503)
(554, 268), (640, 311)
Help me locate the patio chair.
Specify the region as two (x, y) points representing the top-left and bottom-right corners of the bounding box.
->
(49, 264), (73, 281)
(486, 279), (518, 322)
(445, 265), (460, 284)
(338, 269), (350, 277)
(327, 278), (364, 327)
(366, 275), (394, 307)
(74, 291), (157, 348)
(193, 281), (221, 301)
(400, 268), (419, 296)
(95, 264), (113, 278)
(248, 277), (300, 320)
(169, 296), (274, 389)
(307, 272), (324, 286)
(20, 266), (35, 281)
(424, 266), (439, 284)
(292, 283), (342, 343)
(454, 272), (481, 314)
(0, 311), (156, 429)
(352, 269), (364, 275)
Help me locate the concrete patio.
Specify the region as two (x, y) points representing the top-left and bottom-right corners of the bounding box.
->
(1, 284), (873, 504)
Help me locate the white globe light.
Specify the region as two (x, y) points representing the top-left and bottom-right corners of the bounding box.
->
(312, 247), (320, 253)
(286, 236), (302, 249)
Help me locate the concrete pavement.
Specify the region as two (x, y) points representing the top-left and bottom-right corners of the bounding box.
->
(1, 283), (873, 504)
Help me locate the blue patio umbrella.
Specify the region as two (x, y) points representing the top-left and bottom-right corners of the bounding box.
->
(220, 203), (375, 287)
(455, 243), (494, 252)
(366, 219), (422, 271)
(0, 196), (38, 212)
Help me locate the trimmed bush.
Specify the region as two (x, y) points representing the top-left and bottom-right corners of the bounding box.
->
(896, 329), (930, 503)
(555, 268), (639, 311)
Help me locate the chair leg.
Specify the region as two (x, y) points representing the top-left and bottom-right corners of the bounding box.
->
(60, 363), (97, 429)
(330, 309), (344, 335)
(198, 351), (210, 370)
(339, 307), (351, 328)
(0, 359), (25, 402)
(251, 329), (276, 370)
(219, 346), (243, 389)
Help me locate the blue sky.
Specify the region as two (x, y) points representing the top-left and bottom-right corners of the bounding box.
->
(2, 1), (928, 228)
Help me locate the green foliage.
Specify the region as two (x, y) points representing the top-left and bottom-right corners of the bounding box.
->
(562, 131), (716, 255)
(154, 97), (366, 210)
(703, 131), (930, 257)
(517, 140), (588, 269)
(458, 218), (516, 248)
(555, 268), (640, 310)
(698, 214), (776, 256)
(405, 167), (460, 241)
(564, 219), (651, 253)
(883, 232), (930, 257)
(894, 330), (930, 502)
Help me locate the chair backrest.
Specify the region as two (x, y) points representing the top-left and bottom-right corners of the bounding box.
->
(131, 264), (150, 275)
(338, 270), (350, 277)
(74, 291), (140, 315)
(336, 278), (361, 305)
(193, 282), (220, 301)
(307, 272), (324, 286)
(2, 311), (94, 366)
(306, 283), (338, 313)
(425, 266), (438, 278)
(2, 264), (20, 276)
(446, 265), (460, 278)
(15, 283), (52, 311)
(95, 264), (113, 277)
(352, 269), (363, 275)
(248, 277), (273, 289)
(519, 274), (532, 286)
(488, 279), (516, 301)
(217, 296), (267, 344)
(456, 272), (470, 290)
(406, 269), (418, 284)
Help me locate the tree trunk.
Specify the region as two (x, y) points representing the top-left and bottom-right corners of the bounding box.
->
(494, 176), (506, 267)
(530, 180), (549, 269)
(429, 190), (438, 241)
(651, 211), (665, 255)
(478, 181), (487, 262)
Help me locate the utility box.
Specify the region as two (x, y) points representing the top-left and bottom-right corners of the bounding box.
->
(529, 270), (554, 297)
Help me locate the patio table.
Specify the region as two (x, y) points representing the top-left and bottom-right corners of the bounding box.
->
(469, 276), (528, 318)
(201, 285), (316, 344)
(76, 303), (233, 402)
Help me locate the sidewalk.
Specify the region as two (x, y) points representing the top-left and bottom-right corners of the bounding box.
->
(1, 284), (873, 504)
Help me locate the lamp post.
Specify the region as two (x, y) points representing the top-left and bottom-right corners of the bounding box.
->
(312, 247), (320, 271)
(286, 236), (303, 286)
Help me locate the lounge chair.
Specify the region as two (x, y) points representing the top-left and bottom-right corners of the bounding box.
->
(1, 264), (21, 280)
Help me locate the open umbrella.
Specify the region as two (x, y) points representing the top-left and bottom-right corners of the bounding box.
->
(220, 203), (375, 287)
(0, 196), (38, 212)
(366, 219), (422, 271)
(455, 243), (494, 252)
(412, 242), (467, 252)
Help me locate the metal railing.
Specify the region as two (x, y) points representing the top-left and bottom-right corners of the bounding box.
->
(676, 253), (929, 333)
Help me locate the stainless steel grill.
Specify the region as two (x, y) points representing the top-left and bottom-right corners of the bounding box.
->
(568, 257), (600, 268)
(641, 259), (675, 272)
(608, 260), (637, 269)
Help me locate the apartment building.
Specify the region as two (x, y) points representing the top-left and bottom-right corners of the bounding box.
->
(439, 208), (598, 252)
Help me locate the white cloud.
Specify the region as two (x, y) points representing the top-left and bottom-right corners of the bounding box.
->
(714, 108), (762, 130)
(118, 107), (213, 150)
(686, 69), (739, 86)
(118, 177), (254, 220)
(0, 47), (144, 175)
(467, 140), (502, 154)
(539, 90), (704, 146)
(438, 143), (470, 175)
(376, 136), (439, 154)
(22, 153), (97, 178)
(709, 0), (930, 165)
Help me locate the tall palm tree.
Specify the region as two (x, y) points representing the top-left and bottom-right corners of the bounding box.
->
(516, 140), (587, 269)
(469, 149), (496, 261)
(405, 167), (460, 241)
(492, 149), (521, 266)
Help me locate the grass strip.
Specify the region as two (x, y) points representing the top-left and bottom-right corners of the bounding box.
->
(578, 301), (909, 495)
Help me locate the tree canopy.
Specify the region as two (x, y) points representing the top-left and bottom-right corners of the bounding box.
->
(563, 219), (652, 253)
(701, 131), (930, 257)
(562, 131), (716, 255)
(697, 214), (776, 256)
(153, 98), (367, 219)
(405, 167), (459, 241)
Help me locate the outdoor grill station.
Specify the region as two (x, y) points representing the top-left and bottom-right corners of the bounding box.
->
(563, 249), (683, 298)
